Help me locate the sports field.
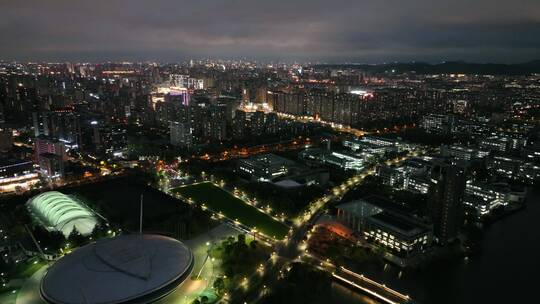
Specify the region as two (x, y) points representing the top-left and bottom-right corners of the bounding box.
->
(173, 182), (289, 240)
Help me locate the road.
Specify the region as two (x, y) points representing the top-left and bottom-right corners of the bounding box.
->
(158, 223), (238, 304)
(14, 266), (48, 304)
(236, 147), (428, 303)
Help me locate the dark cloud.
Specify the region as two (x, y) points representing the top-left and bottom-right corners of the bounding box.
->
(0, 0), (539, 63)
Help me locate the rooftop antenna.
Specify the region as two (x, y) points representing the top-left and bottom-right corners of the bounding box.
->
(139, 194), (143, 234)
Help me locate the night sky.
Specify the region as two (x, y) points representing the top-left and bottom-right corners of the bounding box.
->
(1, 0), (539, 63)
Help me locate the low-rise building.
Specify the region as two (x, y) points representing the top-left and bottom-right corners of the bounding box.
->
(343, 135), (411, 155)
(377, 166), (404, 188)
(300, 149), (365, 171)
(364, 211), (432, 258)
(518, 163), (540, 184)
(237, 153), (295, 181)
(26, 191), (99, 237)
(0, 159), (39, 193)
(522, 144), (540, 162)
(404, 174), (431, 194)
(464, 181), (508, 217)
(337, 196), (432, 263)
(273, 168), (329, 188)
(485, 156), (539, 184)
(441, 145), (489, 161)
(479, 136), (512, 153)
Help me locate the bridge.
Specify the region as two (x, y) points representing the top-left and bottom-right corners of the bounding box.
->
(333, 266), (415, 304)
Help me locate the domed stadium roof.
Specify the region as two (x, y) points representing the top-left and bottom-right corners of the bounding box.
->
(27, 191), (98, 237)
(41, 234), (194, 304)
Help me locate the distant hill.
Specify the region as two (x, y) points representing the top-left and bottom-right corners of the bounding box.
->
(313, 60), (540, 75)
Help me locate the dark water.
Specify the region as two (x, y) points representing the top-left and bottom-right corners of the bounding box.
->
(334, 187), (540, 304)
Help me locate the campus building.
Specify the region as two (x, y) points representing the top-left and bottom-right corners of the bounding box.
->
(26, 191), (99, 237)
(237, 154), (296, 181)
(300, 149), (365, 171)
(41, 234), (194, 304)
(337, 196), (432, 262)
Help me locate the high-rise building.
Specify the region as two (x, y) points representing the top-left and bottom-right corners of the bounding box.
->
(170, 121), (192, 147)
(165, 88), (190, 106)
(32, 111), (50, 137)
(251, 111), (266, 136)
(216, 96), (239, 123)
(32, 111), (81, 148)
(170, 74), (203, 90)
(429, 162), (466, 244)
(242, 87), (252, 104)
(170, 74), (189, 88)
(421, 114), (455, 134)
(34, 137), (67, 162)
(91, 120), (101, 151)
(203, 105), (227, 141)
(265, 112), (280, 134)
(0, 104), (5, 124)
(256, 87), (267, 104)
(0, 128), (13, 152)
(233, 110), (248, 139)
(38, 153), (64, 179)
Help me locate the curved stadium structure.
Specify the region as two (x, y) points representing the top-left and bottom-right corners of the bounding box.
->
(41, 234), (194, 304)
(26, 191), (98, 237)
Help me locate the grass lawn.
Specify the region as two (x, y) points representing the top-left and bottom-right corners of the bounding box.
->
(173, 182), (289, 240)
(63, 177), (216, 239)
(12, 260), (45, 279)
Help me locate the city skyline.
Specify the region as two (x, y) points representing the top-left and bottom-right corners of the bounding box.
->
(1, 0), (539, 63)
(1, 2), (540, 304)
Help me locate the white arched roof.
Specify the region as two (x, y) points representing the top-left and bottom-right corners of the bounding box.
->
(27, 191), (98, 237)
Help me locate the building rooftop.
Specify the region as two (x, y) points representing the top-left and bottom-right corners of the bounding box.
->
(368, 212), (429, 237)
(27, 191), (98, 237)
(41, 234), (194, 304)
(337, 195), (416, 219)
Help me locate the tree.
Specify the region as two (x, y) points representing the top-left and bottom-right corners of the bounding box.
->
(48, 231), (65, 250)
(213, 277), (225, 294)
(67, 227), (86, 248)
(237, 234), (246, 244)
(90, 223), (108, 240)
(259, 263), (332, 304)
